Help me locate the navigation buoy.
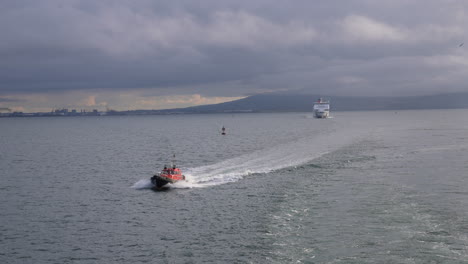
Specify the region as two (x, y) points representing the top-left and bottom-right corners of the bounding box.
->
(221, 126), (226, 135)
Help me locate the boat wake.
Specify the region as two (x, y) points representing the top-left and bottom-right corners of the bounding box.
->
(183, 129), (364, 188)
(132, 124), (365, 190)
(131, 179), (153, 189)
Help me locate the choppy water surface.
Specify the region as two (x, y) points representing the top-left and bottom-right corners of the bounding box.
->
(1, 110), (468, 263)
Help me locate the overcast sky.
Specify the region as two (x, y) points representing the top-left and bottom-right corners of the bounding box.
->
(1, 0), (467, 112)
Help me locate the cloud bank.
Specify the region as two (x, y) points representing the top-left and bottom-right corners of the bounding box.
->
(1, 0), (467, 111)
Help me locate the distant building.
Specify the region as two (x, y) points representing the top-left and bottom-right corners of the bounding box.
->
(54, 108), (69, 115)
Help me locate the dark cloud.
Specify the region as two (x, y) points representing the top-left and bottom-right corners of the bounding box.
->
(1, 0), (468, 99)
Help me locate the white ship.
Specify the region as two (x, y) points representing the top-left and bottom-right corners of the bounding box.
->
(313, 98), (330, 118)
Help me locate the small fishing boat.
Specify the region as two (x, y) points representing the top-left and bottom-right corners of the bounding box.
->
(151, 156), (185, 188)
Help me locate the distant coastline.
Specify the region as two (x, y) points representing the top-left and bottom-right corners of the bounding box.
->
(2, 92), (468, 117)
(0, 109), (256, 118)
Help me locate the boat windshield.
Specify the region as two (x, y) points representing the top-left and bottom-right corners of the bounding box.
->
(161, 168), (180, 175)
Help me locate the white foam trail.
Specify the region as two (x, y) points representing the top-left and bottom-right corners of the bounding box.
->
(185, 129), (364, 188)
(170, 179), (197, 189)
(131, 179), (154, 189)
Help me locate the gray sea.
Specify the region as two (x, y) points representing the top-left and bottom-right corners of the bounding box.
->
(1, 110), (468, 263)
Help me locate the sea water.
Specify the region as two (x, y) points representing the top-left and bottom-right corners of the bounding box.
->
(1, 110), (468, 263)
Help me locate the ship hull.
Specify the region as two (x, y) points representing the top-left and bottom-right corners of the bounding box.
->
(314, 111), (329, 118)
(151, 174), (185, 188)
